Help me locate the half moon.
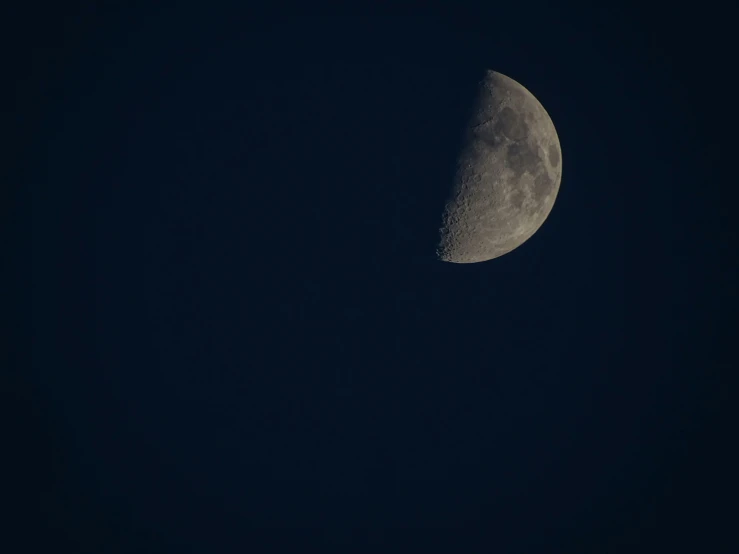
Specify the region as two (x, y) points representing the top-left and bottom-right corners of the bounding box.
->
(437, 70), (562, 263)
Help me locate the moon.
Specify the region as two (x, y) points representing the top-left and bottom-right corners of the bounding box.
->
(437, 71), (562, 263)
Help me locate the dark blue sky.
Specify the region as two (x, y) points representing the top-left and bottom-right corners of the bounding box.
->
(17, 5), (735, 553)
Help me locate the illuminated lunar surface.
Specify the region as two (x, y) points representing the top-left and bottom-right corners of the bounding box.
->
(437, 71), (562, 263)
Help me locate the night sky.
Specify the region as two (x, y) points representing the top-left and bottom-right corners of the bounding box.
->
(15, 5), (736, 553)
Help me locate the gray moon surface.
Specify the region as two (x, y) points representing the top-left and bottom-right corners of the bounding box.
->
(437, 71), (562, 263)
